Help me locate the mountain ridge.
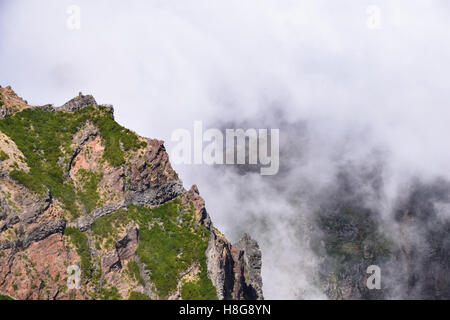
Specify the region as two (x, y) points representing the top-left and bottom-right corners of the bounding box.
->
(0, 86), (263, 300)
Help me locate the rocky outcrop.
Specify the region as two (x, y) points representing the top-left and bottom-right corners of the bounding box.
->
(126, 139), (185, 206)
(116, 228), (138, 261)
(127, 180), (185, 207)
(58, 92), (97, 112)
(183, 184), (264, 300)
(233, 233), (264, 300)
(22, 220), (66, 248)
(0, 219), (66, 250)
(66, 122), (100, 177)
(182, 185), (212, 229)
(0, 86), (30, 119)
(102, 251), (122, 274)
(70, 201), (127, 231)
(21, 191), (53, 225)
(206, 229), (236, 300)
(205, 230), (264, 300)
(0, 233), (79, 300)
(0, 107), (17, 119)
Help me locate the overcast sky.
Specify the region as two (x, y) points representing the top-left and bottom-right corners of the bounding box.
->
(1, 0), (450, 299)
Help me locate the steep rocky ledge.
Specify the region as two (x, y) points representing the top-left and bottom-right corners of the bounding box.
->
(0, 86), (263, 300)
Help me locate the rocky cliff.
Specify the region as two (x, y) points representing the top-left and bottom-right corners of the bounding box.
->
(0, 86), (263, 300)
(313, 170), (450, 300)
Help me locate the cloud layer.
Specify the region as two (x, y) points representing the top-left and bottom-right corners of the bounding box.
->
(1, 0), (450, 298)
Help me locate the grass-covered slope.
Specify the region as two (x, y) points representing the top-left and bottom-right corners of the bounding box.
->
(0, 106), (145, 218)
(88, 200), (217, 299)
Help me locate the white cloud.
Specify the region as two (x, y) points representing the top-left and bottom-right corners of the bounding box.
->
(1, 0), (450, 299)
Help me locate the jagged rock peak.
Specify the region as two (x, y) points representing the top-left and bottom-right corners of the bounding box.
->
(58, 92), (98, 112)
(0, 85), (31, 119)
(0, 86), (109, 117)
(233, 233), (263, 300)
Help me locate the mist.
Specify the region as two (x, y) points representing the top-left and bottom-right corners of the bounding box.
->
(1, 0), (450, 299)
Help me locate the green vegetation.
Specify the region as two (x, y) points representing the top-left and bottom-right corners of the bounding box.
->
(181, 272), (218, 300)
(0, 106), (144, 218)
(91, 108), (147, 167)
(128, 291), (151, 300)
(126, 261), (145, 287)
(64, 227), (92, 279)
(127, 200), (217, 300)
(91, 209), (129, 239)
(90, 209), (129, 250)
(99, 286), (121, 300)
(77, 169), (103, 214)
(0, 294), (13, 300)
(0, 150), (9, 161)
(89, 201), (217, 299)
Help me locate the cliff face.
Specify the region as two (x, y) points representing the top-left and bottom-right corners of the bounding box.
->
(0, 86), (263, 300)
(313, 172), (450, 300)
